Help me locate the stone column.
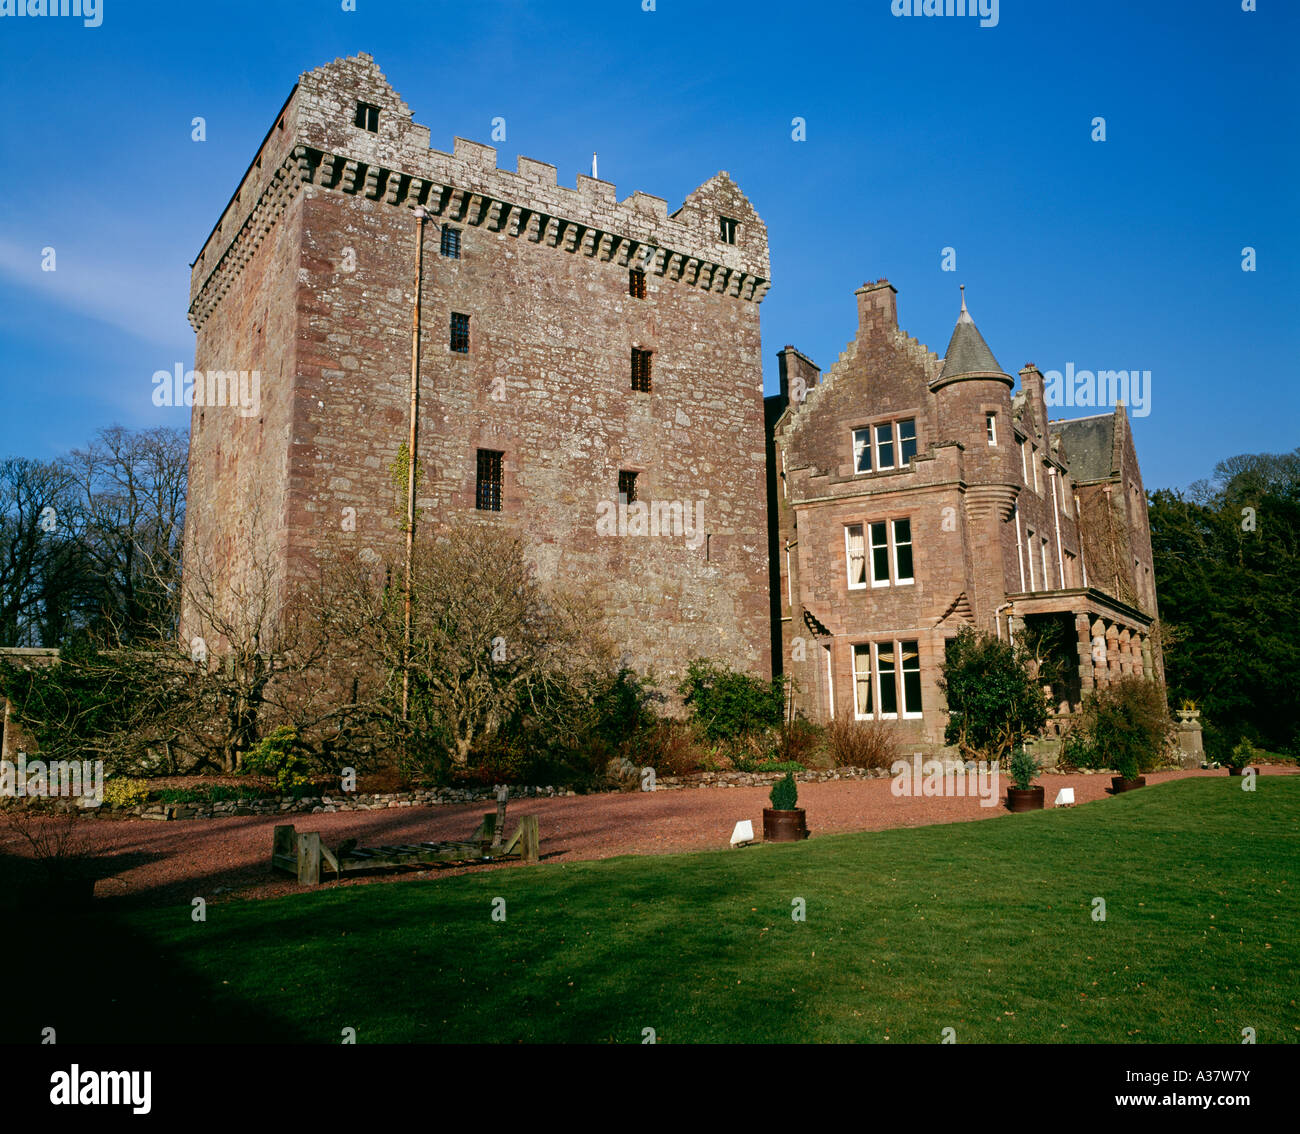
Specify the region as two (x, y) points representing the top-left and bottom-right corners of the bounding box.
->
(1076, 613), (1095, 698)
(1141, 635), (1154, 681)
(1091, 616), (1110, 686)
(1118, 627), (1132, 676)
(1105, 621), (1121, 682)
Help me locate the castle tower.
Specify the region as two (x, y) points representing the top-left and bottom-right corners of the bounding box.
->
(181, 54), (774, 685)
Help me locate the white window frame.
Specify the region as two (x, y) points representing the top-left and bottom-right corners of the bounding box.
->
(874, 423), (895, 470)
(891, 518), (914, 585)
(900, 640), (923, 719)
(986, 412), (997, 446)
(851, 643), (872, 720)
(852, 428), (872, 474)
(824, 643), (835, 720)
(869, 521), (891, 588)
(846, 524), (867, 590)
(897, 418), (917, 467)
(873, 642), (897, 720)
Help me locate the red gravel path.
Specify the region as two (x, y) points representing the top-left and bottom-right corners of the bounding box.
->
(3, 768), (1292, 908)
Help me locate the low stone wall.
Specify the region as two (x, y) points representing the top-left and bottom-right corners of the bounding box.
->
(7, 759), (1150, 822)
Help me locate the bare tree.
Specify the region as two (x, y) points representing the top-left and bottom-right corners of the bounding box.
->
(342, 519), (616, 768)
(66, 426), (187, 645)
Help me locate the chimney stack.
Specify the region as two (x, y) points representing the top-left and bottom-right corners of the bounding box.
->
(855, 278), (898, 338)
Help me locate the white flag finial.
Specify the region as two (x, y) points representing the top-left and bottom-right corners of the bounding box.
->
(592, 152), (598, 179)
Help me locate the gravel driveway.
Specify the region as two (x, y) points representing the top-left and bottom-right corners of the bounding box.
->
(3, 768), (1291, 908)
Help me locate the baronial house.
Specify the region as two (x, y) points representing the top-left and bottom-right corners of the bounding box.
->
(766, 281), (1162, 750)
(0, 53), (1166, 764)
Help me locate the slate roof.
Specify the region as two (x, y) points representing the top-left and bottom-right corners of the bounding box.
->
(937, 291), (1011, 382)
(1050, 412), (1119, 483)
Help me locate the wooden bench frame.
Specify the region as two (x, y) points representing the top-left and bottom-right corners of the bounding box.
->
(272, 812), (540, 885)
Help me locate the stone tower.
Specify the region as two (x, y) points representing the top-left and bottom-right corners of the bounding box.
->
(181, 53), (774, 686)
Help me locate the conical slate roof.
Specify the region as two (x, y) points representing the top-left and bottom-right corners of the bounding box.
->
(936, 289), (1012, 384)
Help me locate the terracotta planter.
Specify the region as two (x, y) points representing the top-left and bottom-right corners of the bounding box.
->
(1111, 776), (1146, 793)
(763, 808), (808, 842)
(1006, 786), (1045, 812)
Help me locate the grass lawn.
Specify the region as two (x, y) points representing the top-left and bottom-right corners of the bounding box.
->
(15, 777), (1299, 1044)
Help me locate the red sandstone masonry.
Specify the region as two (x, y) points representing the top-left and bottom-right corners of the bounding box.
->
(182, 54), (773, 687)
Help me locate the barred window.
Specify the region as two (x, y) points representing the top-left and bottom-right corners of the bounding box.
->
(450, 312), (470, 353)
(618, 470), (638, 505)
(476, 449), (503, 511)
(628, 268), (646, 299)
(631, 348), (652, 392)
(354, 101), (379, 132)
(440, 227), (461, 259)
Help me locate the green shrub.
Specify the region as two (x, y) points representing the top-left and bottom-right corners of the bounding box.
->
(1074, 676), (1172, 780)
(939, 628), (1048, 763)
(1226, 739), (1258, 770)
(241, 726), (311, 792)
(1008, 747), (1041, 791)
(769, 771), (798, 811)
(103, 777), (150, 809)
(678, 659), (785, 742)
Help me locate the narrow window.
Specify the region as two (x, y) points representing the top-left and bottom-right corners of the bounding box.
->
(892, 518), (913, 584)
(1026, 528), (1036, 590)
(785, 545), (793, 608)
(852, 428), (872, 474)
(631, 348), (652, 392)
(877, 642), (898, 717)
(440, 227), (461, 259)
(898, 418), (917, 466)
(853, 644), (873, 719)
(986, 412), (997, 446)
(1032, 447), (1040, 493)
(1064, 550), (1077, 588)
(1042, 539), (1051, 590)
(875, 423), (895, 470)
(901, 641), (922, 717)
(450, 312), (470, 353)
(628, 268), (646, 299)
(1020, 439), (1028, 482)
(824, 644), (835, 721)
(475, 449), (503, 511)
(845, 524), (867, 589)
(719, 215), (738, 244)
(354, 101), (380, 132)
(618, 470), (638, 505)
(869, 521), (890, 587)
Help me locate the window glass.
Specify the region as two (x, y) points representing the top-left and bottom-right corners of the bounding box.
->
(877, 643), (898, 716)
(846, 525), (866, 588)
(870, 521), (889, 585)
(898, 419), (917, 465)
(893, 518), (913, 583)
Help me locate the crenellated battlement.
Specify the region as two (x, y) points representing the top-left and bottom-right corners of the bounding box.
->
(189, 52), (770, 329)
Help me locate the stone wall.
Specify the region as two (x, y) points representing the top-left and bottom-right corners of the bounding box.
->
(182, 53), (774, 691)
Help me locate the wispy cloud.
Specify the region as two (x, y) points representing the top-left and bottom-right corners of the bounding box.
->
(0, 236), (191, 348)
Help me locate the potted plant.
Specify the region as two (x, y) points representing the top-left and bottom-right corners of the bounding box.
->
(1110, 748), (1146, 793)
(1225, 739), (1258, 777)
(1006, 746), (1045, 811)
(762, 771), (808, 842)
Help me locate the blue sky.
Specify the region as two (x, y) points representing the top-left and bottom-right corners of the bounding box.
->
(0, 0), (1295, 490)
